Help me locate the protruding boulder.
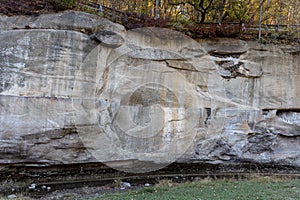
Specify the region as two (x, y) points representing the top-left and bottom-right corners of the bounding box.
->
(92, 30), (124, 48)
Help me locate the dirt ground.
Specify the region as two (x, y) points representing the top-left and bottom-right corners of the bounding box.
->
(38, 185), (134, 200)
(2, 182), (142, 200)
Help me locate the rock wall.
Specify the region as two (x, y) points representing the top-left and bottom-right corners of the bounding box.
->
(1, 11), (300, 173)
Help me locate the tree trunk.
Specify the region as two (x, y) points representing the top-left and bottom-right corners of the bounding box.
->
(258, 0), (263, 42)
(155, 0), (159, 19)
(112, 0), (116, 22)
(218, 0), (226, 25)
(200, 11), (206, 23)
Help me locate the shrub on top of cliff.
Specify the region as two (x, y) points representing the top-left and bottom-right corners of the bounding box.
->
(48, 0), (76, 11)
(0, 0), (78, 15)
(183, 23), (244, 39)
(263, 28), (300, 45)
(0, 0), (49, 16)
(121, 14), (172, 29)
(143, 17), (172, 28)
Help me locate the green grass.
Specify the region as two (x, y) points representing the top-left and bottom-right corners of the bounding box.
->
(92, 177), (300, 200)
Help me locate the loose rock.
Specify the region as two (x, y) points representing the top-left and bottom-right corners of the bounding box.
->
(7, 194), (17, 199)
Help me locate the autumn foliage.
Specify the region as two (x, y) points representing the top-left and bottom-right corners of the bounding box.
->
(0, 0), (76, 16)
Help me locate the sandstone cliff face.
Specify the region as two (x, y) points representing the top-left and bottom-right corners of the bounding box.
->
(0, 11), (124, 165)
(0, 11), (299, 172)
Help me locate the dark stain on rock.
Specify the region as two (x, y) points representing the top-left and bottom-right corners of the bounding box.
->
(0, 71), (26, 93)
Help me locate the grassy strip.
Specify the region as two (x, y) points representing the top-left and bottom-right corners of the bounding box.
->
(94, 177), (300, 200)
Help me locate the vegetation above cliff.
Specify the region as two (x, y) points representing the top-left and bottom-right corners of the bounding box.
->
(0, 0), (83, 15)
(1, 0), (299, 44)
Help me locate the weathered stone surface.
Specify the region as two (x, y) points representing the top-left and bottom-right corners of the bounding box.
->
(1, 12), (300, 173)
(71, 27), (221, 173)
(201, 38), (249, 55)
(193, 41), (300, 166)
(0, 28), (97, 164)
(0, 10), (125, 33)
